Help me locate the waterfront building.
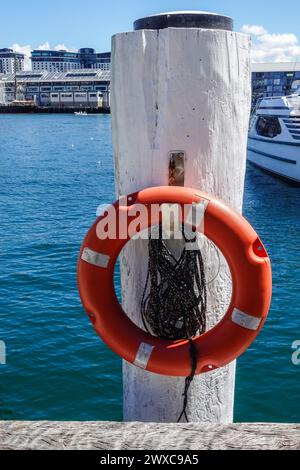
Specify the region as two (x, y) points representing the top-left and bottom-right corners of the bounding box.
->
(31, 50), (81, 72)
(252, 62), (300, 106)
(31, 49), (111, 73)
(2, 61), (299, 110)
(91, 52), (111, 71)
(0, 48), (25, 74)
(0, 69), (110, 108)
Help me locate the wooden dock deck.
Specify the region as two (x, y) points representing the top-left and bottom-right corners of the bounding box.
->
(0, 421), (299, 450)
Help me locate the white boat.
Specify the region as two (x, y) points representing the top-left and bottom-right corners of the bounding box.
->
(74, 111), (88, 116)
(248, 84), (300, 185)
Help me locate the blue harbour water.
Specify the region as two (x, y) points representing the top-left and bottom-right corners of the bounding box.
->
(0, 114), (299, 422)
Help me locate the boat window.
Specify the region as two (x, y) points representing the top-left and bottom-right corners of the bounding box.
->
(256, 116), (281, 138)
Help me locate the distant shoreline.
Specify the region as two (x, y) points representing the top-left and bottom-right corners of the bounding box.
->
(0, 105), (111, 114)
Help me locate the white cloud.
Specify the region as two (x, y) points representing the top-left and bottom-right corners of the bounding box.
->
(258, 33), (298, 48)
(54, 44), (77, 52)
(241, 24), (300, 63)
(241, 25), (267, 36)
(10, 43), (32, 70)
(54, 44), (67, 51)
(37, 41), (51, 50)
(37, 42), (77, 52)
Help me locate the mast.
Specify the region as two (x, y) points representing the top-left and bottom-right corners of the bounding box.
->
(14, 51), (17, 101)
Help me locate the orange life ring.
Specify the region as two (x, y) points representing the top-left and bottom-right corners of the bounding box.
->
(77, 186), (272, 377)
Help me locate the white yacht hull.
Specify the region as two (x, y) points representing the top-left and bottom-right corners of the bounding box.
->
(248, 92), (300, 184)
(247, 137), (300, 184)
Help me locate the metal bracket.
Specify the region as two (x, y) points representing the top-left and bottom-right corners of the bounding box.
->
(169, 151), (185, 187)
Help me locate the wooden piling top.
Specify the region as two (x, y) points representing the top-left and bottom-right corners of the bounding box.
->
(0, 421), (299, 450)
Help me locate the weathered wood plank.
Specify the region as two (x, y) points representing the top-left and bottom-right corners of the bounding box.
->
(0, 422), (299, 450)
(111, 18), (251, 424)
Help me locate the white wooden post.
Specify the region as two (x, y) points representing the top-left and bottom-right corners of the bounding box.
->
(111, 11), (251, 423)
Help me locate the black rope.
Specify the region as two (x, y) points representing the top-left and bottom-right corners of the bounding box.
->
(176, 339), (198, 422)
(141, 224), (207, 422)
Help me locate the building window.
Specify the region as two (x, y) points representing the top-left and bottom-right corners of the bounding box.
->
(256, 116), (281, 138)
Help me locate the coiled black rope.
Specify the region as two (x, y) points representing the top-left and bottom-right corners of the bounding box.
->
(141, 224), (207, 422)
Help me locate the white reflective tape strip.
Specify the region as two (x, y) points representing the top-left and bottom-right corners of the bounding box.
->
(232, 308), (262, 331)
(134, 343), (154, 370)
(81, 247), (110, 268)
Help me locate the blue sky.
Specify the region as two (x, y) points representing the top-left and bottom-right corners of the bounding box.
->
(1, 0), (300, 64)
